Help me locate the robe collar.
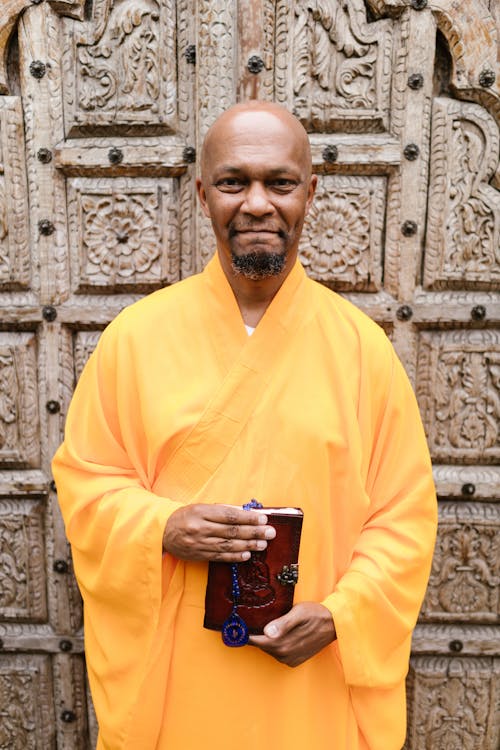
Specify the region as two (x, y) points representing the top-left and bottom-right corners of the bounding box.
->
(201, 251), (313, 375)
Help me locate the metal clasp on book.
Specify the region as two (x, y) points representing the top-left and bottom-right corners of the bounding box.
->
(276, 564), (299, 586)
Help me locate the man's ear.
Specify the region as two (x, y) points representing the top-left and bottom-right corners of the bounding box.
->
(196, 178), (211, 218)
(304, 174), (317, 216)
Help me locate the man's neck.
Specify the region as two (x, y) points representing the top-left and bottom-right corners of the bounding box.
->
(218, 252), (294, 327)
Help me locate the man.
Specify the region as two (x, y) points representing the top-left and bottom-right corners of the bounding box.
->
(52, 102), (437, 750)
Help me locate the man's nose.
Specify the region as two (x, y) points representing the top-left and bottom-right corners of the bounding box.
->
(241, 182), (274, 215)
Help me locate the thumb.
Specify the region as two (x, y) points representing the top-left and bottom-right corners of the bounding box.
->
(263, 621), (280, 638)
(263, 608), (297, 638)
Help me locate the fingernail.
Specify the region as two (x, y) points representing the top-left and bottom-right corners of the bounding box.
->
(257, 514), (268, 525)
(265, 624), (278, 637)
(264, 527), (276, 539)
(256, 540), (267, 550)
(241, 551), (251, 560)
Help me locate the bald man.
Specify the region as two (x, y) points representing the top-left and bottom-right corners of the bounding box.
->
(53, 102), (437, 750)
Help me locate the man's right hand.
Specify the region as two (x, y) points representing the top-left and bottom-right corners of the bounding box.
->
(162, 503), (276, 562)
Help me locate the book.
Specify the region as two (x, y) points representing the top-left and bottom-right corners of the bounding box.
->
(203, 506), (303, 635)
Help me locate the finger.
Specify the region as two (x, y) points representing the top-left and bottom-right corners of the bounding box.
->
(247, 634), (300, 666)
(210, 550), (253, 563)
(204, 504), (270, 527)
(248, 634), (271, 647)
(215, 522), (276, 541)
(195, 511), (275, 541)
(200, 525), (271, 547)
(176, 515), (274, 545)
(262, 608), (300, 639)
(206, 535), (270, 556)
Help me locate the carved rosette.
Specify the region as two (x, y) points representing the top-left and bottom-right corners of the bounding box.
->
(68, 178), (180, 291)
(0, 655), (55, 747)
(416, 330), (500, 464)
(275, 0), (392, 132)
(424, 98), (500, 290)
(421, 503), (499, 623)
(405, 656), (500, 750)
(0, 333), (39, 469)
(0, 98), (30, 290)
(299, 175), (385, 289)
(62, 0), (177, 133)
(0, 499), (47, 622)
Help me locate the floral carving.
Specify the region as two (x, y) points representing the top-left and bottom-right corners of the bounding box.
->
(0, 350), (18, 451)
(69, 178), (179, 290)
(406, 657), (497, 750)
(78, 4), (160, 112)
(64, 0), (177, 131)
(81, 192), (161, 283)
(0, 501), (46, 621)
(0, 673), (36, 749)
(0, 100), (30, 289)
(0, 335), (39, 469)
(0, 658), (54, 748)
(424, 99), (500, 290)
(0, 517), (28, 613)
(417, 331), (500, 464)
(299, 175), (384, 289)
(421, 504), (499, 622)
(435, 351), (499, 453)
(287, 0), (392, 131)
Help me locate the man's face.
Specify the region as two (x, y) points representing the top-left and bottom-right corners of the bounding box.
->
(197, 110), (316, 280)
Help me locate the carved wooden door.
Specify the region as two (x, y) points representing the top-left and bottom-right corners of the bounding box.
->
(0, 1), (498, 748)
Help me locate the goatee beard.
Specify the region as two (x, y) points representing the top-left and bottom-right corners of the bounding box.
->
(231, 250), (286, 280)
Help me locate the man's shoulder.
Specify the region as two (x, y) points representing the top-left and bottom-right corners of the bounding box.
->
(306, 279), (401, 405)
(110, 272), (204, 334)
(307, 277), (390, 345)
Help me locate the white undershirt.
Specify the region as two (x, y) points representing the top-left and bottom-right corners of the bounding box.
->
(245, 324), (255, 335)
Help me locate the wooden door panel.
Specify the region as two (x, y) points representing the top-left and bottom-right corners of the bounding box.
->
(0, 333), (39, 469)
(424, 97), (500, 291)
(406, 656), (500, 750)
(299, 174), (387, 292)
(417, 330), (500, 464)
(66, 177), (180, 293)
(274, 0), (394, 133)
(61, 0), (179, 137)
(0, 654), (56, 748)
(0, 497), (47, 622)
(420, 502), (499, 624)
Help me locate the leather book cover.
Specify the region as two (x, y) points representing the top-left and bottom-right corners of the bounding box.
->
(203, 507), (303, 635)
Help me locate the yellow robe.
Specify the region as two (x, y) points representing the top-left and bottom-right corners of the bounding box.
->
(52, 254), (437, 750)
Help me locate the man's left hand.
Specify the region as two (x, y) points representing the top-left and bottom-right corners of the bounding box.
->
(248, 602), (336, 667)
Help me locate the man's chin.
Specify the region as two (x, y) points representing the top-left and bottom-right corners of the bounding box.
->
(230, 249), (287, 280)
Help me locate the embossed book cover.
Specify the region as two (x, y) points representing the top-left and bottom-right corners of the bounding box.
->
(204, 507), (303, 637)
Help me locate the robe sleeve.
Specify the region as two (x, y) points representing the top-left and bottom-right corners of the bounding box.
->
(51, 315), (184, 742)
(322, 345), (437, 689)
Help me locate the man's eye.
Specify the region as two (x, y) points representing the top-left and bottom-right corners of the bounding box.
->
(215, 178), (244, 191)
(270, 179), (297, 192)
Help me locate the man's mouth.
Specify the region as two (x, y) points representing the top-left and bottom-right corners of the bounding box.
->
(230, 227), (285, 238)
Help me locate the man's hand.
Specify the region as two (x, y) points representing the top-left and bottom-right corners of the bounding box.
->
(163, 503), (276, 562)
(249, 602), (336, 667)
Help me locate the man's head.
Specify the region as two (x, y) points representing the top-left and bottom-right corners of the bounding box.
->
(196, 101), (316, 282)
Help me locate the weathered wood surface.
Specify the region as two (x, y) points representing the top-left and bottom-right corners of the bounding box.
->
(0, 1), (498, 747)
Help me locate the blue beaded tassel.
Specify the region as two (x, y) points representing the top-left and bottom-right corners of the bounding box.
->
(221, 499), (263, 647)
